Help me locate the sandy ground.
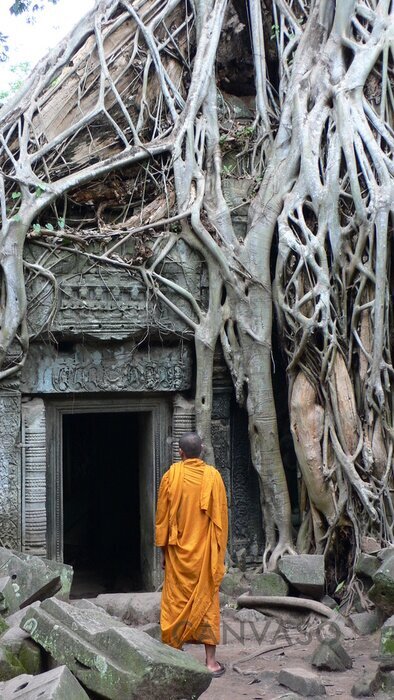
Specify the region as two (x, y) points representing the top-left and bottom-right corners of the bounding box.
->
(185, 612), (383, 699)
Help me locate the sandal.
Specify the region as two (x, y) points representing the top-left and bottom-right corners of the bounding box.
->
(210, 661), (226, 678)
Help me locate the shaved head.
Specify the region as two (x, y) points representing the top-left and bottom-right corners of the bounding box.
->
(179, 432), (202, 458)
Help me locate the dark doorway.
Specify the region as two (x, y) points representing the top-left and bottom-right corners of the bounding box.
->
(62, 412), (141, 597)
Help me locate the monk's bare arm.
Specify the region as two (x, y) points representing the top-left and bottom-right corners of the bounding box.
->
(155, 472), (170, 558)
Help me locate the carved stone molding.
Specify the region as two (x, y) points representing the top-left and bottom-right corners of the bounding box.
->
(0, 391), (21, 549)
(21, 398), (47, 556)
(171, 395), (196, 463)
(21, 343), (193, 394)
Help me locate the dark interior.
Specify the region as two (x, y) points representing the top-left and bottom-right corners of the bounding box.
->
(63, 412), (141, 597)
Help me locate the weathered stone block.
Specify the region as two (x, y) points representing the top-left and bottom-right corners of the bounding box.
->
(0, 646), (25, 682)
(0, 616), (8, 636)
(95, 592), (161, 625)
(372, 668), (394, 695)
(351, 672), (376, 697)
(379, 614), (394, 656)
(369, 553), (394, 615)
(355, 553), (380, 579)
(377, 546), (394, 562)
(0, 577), (20, 616)
(235, 608), (267, 623)
(0, 665), (89, 699)
(140, 622), (162, 641)
(247, 571), (289, 597)
(278, 555), (325, 598)
(311, 639), (353, 671)
(1, 626), (43, 675)
(21, 598), (211, 699)
(234, 548), (247, 571)
(71, 598), (100, 612)
(5, 603), (40, 629)
(278, 667), (326, 696)
(0, 548), (73, 608)
(320, 595), (337, 609)
(361, 536), (381, 554)
(220, 570), (249, 597)
(349, 609), (383, 635)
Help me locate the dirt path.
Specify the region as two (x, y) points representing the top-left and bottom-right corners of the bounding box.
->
(186, 619), (382, 699)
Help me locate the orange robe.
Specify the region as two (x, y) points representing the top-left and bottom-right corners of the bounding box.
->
(155, 459), (228, 649)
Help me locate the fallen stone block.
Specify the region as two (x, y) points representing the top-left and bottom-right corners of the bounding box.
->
(1, 626), (42, 675)
(379, 654), (394, 672)
(95, 592), (161, 625)
(246, 571), (289, 597)
(220, 570), (250, 596)
(235, 608), (267, 623)
(0, 616), (8, 636)
(278, 667), (326, 696)
(21, 598), (211, 699)
(351, 671), (377, 697)
(0, 646), (26, 682)
(5, 603), (41, 629)
(368, 552), (394, 615)
(0, 665), (89, 699)
(377, 546), (394, 562)
(379, 614), (394, 656)
(320, 595), (337, 609)
(140, 622), (161, 641)
(278, 555), (325, 598)
(350, 609), (383, 635)
(372, 668), (394, 695)
(72, 599), (100, 612)
(311, 639), (353, 671)
(0, 548), (73, 609)
(355, 553), (380, 579)
(361, 536), (381, 554)
(0, 577), (20, 616)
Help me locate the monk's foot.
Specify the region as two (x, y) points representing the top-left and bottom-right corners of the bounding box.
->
(206, 661), (226, 677)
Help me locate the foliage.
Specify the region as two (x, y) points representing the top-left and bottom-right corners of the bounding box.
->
(0, 61), (31, 100)
(0, 1), (59, 62)
(9, 1), (59, 17)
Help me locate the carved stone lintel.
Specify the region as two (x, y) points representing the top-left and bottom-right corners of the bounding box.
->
(21, 343), (193, 394)
(0, 390), (21, 549)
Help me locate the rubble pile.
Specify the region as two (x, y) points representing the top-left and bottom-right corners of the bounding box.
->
(223, 547), (394, 697)
(1, 544), (394, 698)
(0, 547), (211, 699)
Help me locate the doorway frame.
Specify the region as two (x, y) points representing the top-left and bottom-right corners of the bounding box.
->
(45, 395), (171, 590)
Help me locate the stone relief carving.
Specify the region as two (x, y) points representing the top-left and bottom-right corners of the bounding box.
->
(171, 395), (196, 464)
(21, 343), (193, 394)
(25, 242), (205, 340)
(0, 392), (21, 549)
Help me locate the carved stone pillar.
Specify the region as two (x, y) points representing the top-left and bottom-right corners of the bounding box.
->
(171, 395), (195, 463)
(21, 398), (47, 555)
(0, 389), (22, 549)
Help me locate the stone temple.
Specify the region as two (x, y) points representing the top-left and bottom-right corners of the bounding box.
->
(0, 180), (269, 594)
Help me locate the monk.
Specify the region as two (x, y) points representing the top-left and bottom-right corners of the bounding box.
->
(155, 432), (228, 677)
